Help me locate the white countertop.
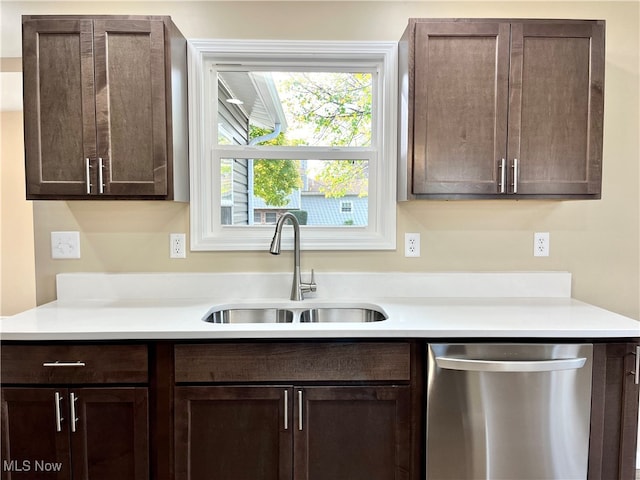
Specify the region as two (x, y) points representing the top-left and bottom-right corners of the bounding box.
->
(1, 272), (638, 341)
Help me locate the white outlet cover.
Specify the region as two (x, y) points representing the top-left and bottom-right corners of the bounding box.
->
(170, 233), (187, 259)
(404, 232), (421, 257)
(534, 232), (550, 257)
(51, 231), (81, 259)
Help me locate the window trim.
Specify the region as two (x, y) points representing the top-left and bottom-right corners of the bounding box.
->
(188, 39), (397, 251)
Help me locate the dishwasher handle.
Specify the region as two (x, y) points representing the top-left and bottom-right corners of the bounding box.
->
(435, 356), (587, 372)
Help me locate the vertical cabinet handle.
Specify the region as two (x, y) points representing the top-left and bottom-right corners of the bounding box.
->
(298, 390), (303, 431)
(70, 392), (79, 433)
(85, 158), (91, 194)
(54, 392), (64, 432)
(512, 158), (519, 194)
(634, 345), (640, 385)
(283, 390), (288, 430)
(499, 158), (506, 194)
(98, 158), (104, 194)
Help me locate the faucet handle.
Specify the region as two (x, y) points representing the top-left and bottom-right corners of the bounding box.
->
(302, 269), (317, 294)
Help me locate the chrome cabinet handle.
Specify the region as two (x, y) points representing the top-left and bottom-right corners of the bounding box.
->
(436, 356), (587, 372)
(633, 346), (640, 385)
(512, 158), (519, 194)
(70, 393), (79, 433)
(43, 361), (86, 367)
(54, 392), (63, 432)
(98, 158), (104, 194)
(499, 158), (506, 194)
(284, 390), (288, 430)
(85, 158), (91, 194)
(298, 390), (303, 431)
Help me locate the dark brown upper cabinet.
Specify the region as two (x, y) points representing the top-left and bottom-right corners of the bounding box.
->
(398, 19), (605, 200)
(22, 16), (188, 200)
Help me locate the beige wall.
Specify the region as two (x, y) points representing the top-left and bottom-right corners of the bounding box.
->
(1, 110), (36, 315)
(1, 1), (638, 320)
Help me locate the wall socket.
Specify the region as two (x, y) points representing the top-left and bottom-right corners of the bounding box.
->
(51, 231), (81, 259)
(170, 233), (187, 259)
(534, 232), (550, 257)
(405, 233), (421, 257)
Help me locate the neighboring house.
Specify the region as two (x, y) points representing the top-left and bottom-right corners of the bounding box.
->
(301, 193), (367, 226)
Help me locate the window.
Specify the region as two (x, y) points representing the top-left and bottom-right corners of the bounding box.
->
(340, 201), (353, 214)
(188, 40), (397, 250)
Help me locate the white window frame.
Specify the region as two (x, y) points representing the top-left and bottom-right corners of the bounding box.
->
(188, 39), (397, 251)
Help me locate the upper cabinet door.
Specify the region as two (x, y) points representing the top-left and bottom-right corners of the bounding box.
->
(507, 22), (605, 197)
(93, 19), (168, 197)
(22, 15), (186, 200)
(23, 19), (97, 197)
(411, 22), (511, 196)
(401, 18), (605, 200)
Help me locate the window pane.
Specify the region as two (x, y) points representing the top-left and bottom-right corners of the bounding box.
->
(220, 158), (368, 226)
(217, 71), (372, 147)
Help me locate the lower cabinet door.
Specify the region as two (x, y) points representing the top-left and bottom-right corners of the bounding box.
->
(174, 386), (292, 480)
(1, 387), (148, 480)
(70, 387), (149, 480)
(1, 388), (73, 479)
(589, 343), (640, 479)
(294, 386), (411, 480)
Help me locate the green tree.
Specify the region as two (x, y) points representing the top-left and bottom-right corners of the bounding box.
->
(276, 72), (371, 197)
(250, 126), (301, 207)
(317, 160), (368, 198)
(277, 72), (372, 147)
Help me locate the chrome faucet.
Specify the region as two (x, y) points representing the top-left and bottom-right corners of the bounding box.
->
(269, 212), (316, 301)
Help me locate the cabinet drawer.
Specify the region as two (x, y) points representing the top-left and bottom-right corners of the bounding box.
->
(174, 342), (411, 383)
(1, 344), (148, 384)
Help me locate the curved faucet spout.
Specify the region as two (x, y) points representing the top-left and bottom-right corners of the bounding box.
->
(269, 212), (316, 301)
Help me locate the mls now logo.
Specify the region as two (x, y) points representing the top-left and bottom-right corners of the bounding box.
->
(3, 459), (63, 472)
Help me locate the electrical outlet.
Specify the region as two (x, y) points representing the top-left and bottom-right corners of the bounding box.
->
(170, 233), (187, 259)
(534, 232), (550, 257)
(51, 231), (81, 259)
(405, 233), (421, 257)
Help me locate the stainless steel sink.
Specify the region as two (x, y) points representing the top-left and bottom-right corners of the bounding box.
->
(202, 303), (388, 324)
(300, 307), (387, 323)
(203, 308), (294, 324)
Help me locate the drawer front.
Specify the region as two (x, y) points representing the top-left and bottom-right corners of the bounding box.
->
(1, 345), (148, 384)
(174, 342), (411, 383)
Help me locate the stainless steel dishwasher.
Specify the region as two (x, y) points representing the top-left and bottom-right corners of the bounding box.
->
(426, 343), (593, 480)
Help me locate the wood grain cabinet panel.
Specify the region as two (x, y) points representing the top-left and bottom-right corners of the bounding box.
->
(1, 344), (148, 384)
(296, 386), (411, 480)
(1, 387), (149, 480)
(588, 342), (640, 479)
(173, 342), (417, 480)
(399, 18), (605, 199)
(174, 385), (411, 480)
(22, 15), (187, 200)
(174, 342), (411, 383)
(1, 343), (150, 479)
(174, 386), (292, 480)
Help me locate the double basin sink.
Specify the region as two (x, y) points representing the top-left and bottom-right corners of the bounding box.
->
(203, 303), (387, 324)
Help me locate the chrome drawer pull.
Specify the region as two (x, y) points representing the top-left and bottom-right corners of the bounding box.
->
(98, 157), (104, 194)
(70, 393), (79, 433)
(512, 158), (519, 194)
(43, 361), (86, 367)
(284, 390), (288, 430)
(298, 390), (303, 431)
(85, 158), (91, 194)
(499, 158), (506, 194)
(54, 392), (63, 432)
